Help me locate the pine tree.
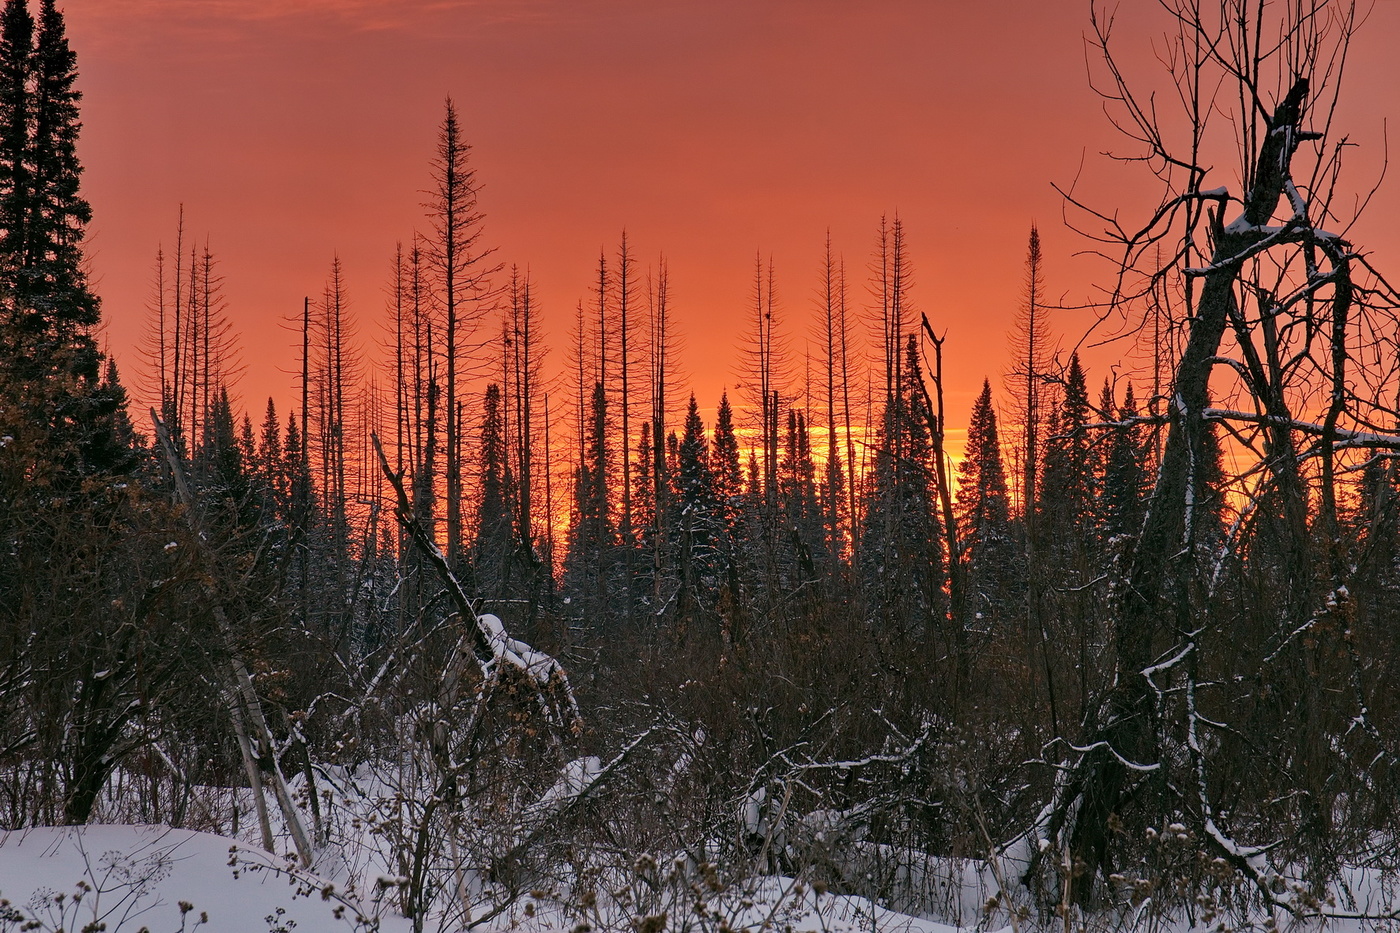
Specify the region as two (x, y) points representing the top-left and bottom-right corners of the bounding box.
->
(859, 334), (945, 636)
(956, 380), (1016, 622)
(0, 0), (30, 290)
(1098, 382), (1149, 547)
(673, 394), (717, 627)
(475, 382), (515, 602)
(1038, 352), (1093, 552)
(26, 0), (91, 324)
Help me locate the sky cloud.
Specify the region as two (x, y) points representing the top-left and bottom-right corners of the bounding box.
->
(69, 0), (556, 34)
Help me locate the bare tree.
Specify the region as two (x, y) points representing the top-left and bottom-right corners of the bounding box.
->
(1003, 224), (1052, 522)
(426, 97), (496, 569)
(1029, 0), (1400, 911)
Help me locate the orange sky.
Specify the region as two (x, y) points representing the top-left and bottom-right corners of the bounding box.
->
(63, 0), (1400, 445)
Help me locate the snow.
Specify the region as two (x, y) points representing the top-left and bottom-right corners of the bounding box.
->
(0, 822), (982, 933)
(11, 819), (1400, 932)
(533, 755), (603, 811)
(0, 825), (407, 932)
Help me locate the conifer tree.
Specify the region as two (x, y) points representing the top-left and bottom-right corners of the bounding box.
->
(634, 423), (656, 567)
(710, 391), (743, 581)
(1098, 382), (1148, 546)
(195, 387), (255, 528)
(957, 380), (1011, 535)
(475, 382), (514, 601)
(0, 0), (30, 286)
(817, 233), (849, 565)
(1038, 352), (1094, 552)
(0, 0), (125, 483)
(712, 391), (742, 516)
(673, 394), (717, 626)
(564, 382), (614, 624)
(956, 380), (1015, 621)
(859, 334), (945, 636)
(27, 0), (91, 324)
(427, 97), (494, 569)
(780, 407), (822, 580)
(1004, 225), (1052, 521)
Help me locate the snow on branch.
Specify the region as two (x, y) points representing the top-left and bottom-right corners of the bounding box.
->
(370, 432), (581, 745)
(1084, 406), (1400, 452)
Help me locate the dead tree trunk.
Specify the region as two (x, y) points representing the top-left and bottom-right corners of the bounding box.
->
(1033, 78), (1316, 904)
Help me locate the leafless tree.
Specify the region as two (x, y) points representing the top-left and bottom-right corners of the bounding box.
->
(1028, 0), (1400, 911)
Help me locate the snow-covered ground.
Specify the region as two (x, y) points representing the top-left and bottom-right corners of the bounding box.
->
(0, 822), (969, 933)
(11, 819), (1400, 933)
(10, 760), (1400, 933)
(0, 824), (408, 932)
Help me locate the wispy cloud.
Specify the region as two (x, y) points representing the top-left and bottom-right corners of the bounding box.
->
(71, 0), (559, 34)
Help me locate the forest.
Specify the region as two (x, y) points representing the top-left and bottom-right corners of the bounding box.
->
(5, 0), (1400, 930)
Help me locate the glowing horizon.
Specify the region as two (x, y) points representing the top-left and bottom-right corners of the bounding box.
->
(64, 0), (1400, 460)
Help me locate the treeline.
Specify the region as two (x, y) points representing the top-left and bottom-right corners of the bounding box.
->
(9, 0), (1400, 927)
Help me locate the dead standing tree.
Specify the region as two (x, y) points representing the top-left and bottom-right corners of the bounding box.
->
(1028, 0), (1400, 910)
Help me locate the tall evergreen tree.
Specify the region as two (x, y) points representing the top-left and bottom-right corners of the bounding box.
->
(1038, 352), (1094, 552)
(1098, 382), (1149, 546)
(673, 394), (717, 627)
(475, 382), (515, 602)
(712, 391), (742, 515)
(27, 0), (91, 324)
(563, 381), (614, 624)
(956, 379), (1016, 622)
(1004, 224), (1051, 522)
(0, 0), (124, 483)
(710, 391), (744, 594)
(779, 408), (822, 582)
(859, 334), (945, 637)
(0, 0), (30, 289)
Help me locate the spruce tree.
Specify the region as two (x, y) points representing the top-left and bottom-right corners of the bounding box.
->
(195, 386), (256, 531)
(779, 408), (822, 580)
(1098, 382), (1149, 546)
(956, 379), (1015, 622)
(712, 391), (742, 514)
(957, 379), (1011, 538)
(28, 0), (91, 324)
(563, 382), (614, 625)
(0, 0), (30, 288)
(859, 334), (945, 636)
(1038, 352), (1094, 553)
(0, 0), (128, 486)
(475, 382), (515, 601)
(673, 394), (717, 626)
(711, 391), (745, 594)
(257, 398), (283, 501)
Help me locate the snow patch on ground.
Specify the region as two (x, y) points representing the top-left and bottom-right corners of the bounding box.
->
(0, 824), (407, 932)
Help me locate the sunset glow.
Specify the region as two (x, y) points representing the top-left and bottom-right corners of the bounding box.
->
(66, 0), (1400, 439)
